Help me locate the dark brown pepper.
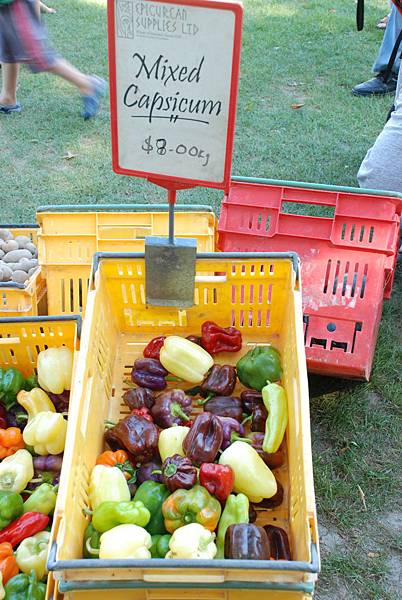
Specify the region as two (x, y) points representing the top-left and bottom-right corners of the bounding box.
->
(122, 387), (155, 411)
(203, 396), (243, 422)
(252, 481), (284, 509)
(251, 403), (268, 432)
(162, 454), (197, 492)
(249, 433), (285, 469)
(224, 524), (270, 560)
(104, 415), (158, 463)
(200, 365), (237, 398)
(264, 525), (291, 560)
(240, 389), (263, 414)
(183, 412), (223, 465)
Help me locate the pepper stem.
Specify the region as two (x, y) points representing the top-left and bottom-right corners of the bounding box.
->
(241, 414), (252, 426)
(165, 375), (183, 382)
(231, 433), (253, 444)
(86, 538), (100, 557)
(82, 507), (93, 517)
(197, 393), (214, 406)
(104, 420), (116, 429)
(163, 463), (178, 478)
(170, 402), (190, 422)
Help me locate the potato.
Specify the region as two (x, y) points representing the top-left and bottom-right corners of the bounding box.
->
(2, 262), (22, 272)
(14, 235), (31, 249)
(28, 267), (39, 278)
(0, 229), (13, 241)
(0, 250), (4, 259)
(1, 265), (12, 281)
(3, 249), (32, 263)
(19, 257), (38, 272)
(12, 270), (29, 284)
(2, 240), (19, 253)
(25, 242), (38, 256)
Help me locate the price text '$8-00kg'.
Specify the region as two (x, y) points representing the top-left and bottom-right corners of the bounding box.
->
(141, 136), (210, 167)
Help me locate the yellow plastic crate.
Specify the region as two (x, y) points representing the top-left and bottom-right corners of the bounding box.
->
(0, 226), (47, 316)
(0, 315), (81, 600)
(48, 252), (319, 599)
(37, 205), (217, 316)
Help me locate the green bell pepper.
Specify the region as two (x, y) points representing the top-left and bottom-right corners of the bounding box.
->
(91, 500), (150, 533)
(134, 481), (170, 535)
(150, 533), (171, 558)
(83, 523), (101, 558)
(23, 483), (57, 516)
(22, 375), (38, 392)
(0, 490), (24, 529)
(236, 346), (282, 391)
(0, 368), (25, 410)
(4, 569), (46, 600)
(216, 493), (249, 558)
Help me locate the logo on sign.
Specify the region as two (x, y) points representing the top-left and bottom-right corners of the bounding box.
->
(117, 1), (134, 38)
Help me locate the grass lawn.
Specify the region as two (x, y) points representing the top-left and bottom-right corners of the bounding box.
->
(1, 0), (401, 598)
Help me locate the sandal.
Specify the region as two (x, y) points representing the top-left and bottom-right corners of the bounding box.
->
(376, 14), (390, 30)
(0, 102), (21, 114)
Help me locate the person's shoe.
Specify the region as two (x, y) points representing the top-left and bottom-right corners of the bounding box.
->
(352, 72), (398, 96)
(81, 75), (106, 120)
(0, 102), (21, 114)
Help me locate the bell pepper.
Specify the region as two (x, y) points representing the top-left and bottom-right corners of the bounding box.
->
(104, 415), (158, 464)
(263, 525), (291, 560)
(240, 389), (262, 413)
(150, 533), (171, 558)
(201, 321), (242, 355)
(143, 336), (166, 360)
(22, 412), (67, 456)
(0, 429), (24, 460)
(224, 523), (270, 560)
(89, 465), (130, 510)
(0, 574), (4, 600)
(0, 407), (7, 431)
(0, 369), (24, 411)
(37, 347), (73, 395)
(183, 413), (223, 465)
(131, 358), (168, 391)
(253, 481), (284, 509)
(99, 524), (152, 559)
(158, 426), (190, 462)
(249, 403), (268, 433)
(186, 335), (201, 345)
(4, 569), (46, 600)
(160, 336), (214, 384)
(237, 346), (282, 391)
(137, 461), (163, 485)
(16, 389), (55, 422)
(15, 531), (50, 581)
(95, 450), (136, 482)
(202, 396), (243, 422)
(219, 441), (277, 503)
(47, 390), (69, 413)
(217, 417), (250, 450)
(162, 484), (221, 533)
(215, 493), (249, 558)
(162, 454), (197, 492)
(4, 408), (27, 433)
(0, 513), (49, 548)
(262, 382), (288, 454)
(22, 483), (57, 516)
(151, 390), (192, 428)
(200, 365), (236, 399)
(83, 523), (101, 558)
(90, 500), (150, 533)
(134, 481), (170, 535)
(0, 451), (34, 494)
(22, 375), (38, 392)
(0, 492), (23, 529)
(123, 387), (154, 412)
(0, 543), (18, 585)
(247, 433), (285, 469)
(199, 464), (234, 504)
(165, 523), (217, 559)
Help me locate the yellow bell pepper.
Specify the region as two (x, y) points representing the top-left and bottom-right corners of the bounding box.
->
(262, 382), (288, 454)
(17, 388), (55, 422)
(37, 347), (73, 394)
(165, 523), (217, 559)
(158, 426), (190, 462)
(89, 465), (130, 510)
(15, 531), (50, 580)
(0, 572), (5, 600)
(219, 441), (277, 503)
(99, 524), (152, 559)
(159, 336), (213, 384)
(0, 449), (34, 493)
(23, 411), (67, 455)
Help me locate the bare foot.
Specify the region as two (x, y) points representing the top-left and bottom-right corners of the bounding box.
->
(40, 2), (56, 14)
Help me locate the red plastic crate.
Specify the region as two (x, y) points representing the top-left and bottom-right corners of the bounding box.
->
(218, 177), (402, 380)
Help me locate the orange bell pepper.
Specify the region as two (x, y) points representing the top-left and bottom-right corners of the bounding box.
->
(0, 428), (25, 459)
(96, 450), (134, 481)
(0, 542), (18, 584)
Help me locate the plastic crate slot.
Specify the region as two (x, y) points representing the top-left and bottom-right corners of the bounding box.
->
(194, 288), (199, 305)
(267, 283), (273, 304)
(330, 341), (347, 352)
(249, 284), (254, 304)
(69, 279), (74, 313)
(8, 348), (16, 364)
(203, 288), (209, 304)
(303, 315), (309, 343)
(78, 279), (83, 311)
(369, 226), (375, 243)
(260, 264), (265, 275)
(213, 288), (217, 304)
(231, 309), (235, 325)
(350, 224), (355, 241)
(323, 260), (331, 293)
(140, 283), (146, 304)
(359, 225), (365, 242)
(332, 260), (341, 295)
(257, 213), (262, 229)
(270, 264), (274, 274)
(121, 284), (128, 305)
(240, 285), (244, 305)
(266, 309), (271, 327)
(351, 322), (363, 353)
(257, 309), (262, 326)
(130, 283), (137, 304)
(310, 338), (327, 349)
(1, 293), (6, 307)
(248, 214), (253, 229)
(360, 265), (368, 298)
(258, 284), (263, 304)
(340, 223), (346, 240)
(231, 286), (236, 304)
(341, 261), (350, 296)
(239, 310), (244, 326)
(351, 265), (358, 298)
(266, 215), (271, 231)
(60, 280), (66, 314)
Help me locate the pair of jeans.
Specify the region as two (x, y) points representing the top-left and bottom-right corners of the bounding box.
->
(372, 3), (402, 74)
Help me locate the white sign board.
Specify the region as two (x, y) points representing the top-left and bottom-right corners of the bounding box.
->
(108, 0), (243, 189)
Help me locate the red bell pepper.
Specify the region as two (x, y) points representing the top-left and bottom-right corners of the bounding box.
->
(201, 321), (242, 355)
(199, 463), (234, 503)
(0, 512), (49, 547)
(143, 336), (166, 360)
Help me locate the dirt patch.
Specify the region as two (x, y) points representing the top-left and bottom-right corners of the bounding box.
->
(367, 391), (382, 409)
(315, 579), (350, 600)
(319, 523), (343, 555)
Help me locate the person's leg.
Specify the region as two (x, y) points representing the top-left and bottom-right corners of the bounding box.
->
(357, 63), (402, 192)
(49, 58), (92, 95)
(0, 63), (20, 105)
